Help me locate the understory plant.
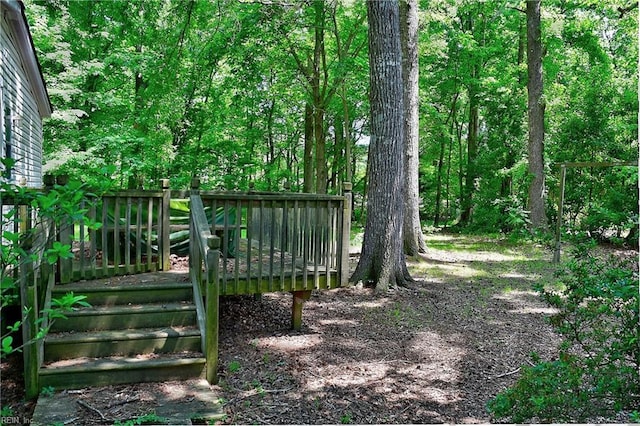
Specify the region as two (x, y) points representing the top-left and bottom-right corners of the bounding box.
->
(487, 242), (639, 422)
(1, 158), (97, 358)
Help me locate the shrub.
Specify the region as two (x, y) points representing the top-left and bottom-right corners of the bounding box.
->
(487, 243), (639, 422)
(1, 159), (98, 358)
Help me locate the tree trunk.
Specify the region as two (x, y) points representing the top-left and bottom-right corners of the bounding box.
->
(314, 106), (327, 193)
(331, 113), (344, 191)
(434, 133), (446, 228)
(400, 0), (427, 255)
(526, 0), (548, 230)
(313, 0), (328, 194)
(460, 89), (478, 225)
(303, 102), (314, 193)
(350, 0), (412, 291)
(265, 99), (276, 189)
(341, 85), (352, 184)
(435, 92), (459, 227)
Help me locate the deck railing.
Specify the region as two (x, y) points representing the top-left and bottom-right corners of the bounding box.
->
(1, 189), (57, 399)
(191, 184), (352, 294)
(188, 190), (220, 384)
(187, 180), (352, 383)
(7, 178), (351, 389)
(57, 181), (171, 283)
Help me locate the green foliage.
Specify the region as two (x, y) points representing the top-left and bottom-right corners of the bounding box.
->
(40, 386), (55, 397)
(25, 0), (370, 192)
(0, 159), (96, 359)
(340, 413), (353, 424)
(488, 244), (639, 422)
(113, 413), (168, 426)
(21, 0), (638, 231)
(488, 354), (588, 423)
(228, 360), (241, 373)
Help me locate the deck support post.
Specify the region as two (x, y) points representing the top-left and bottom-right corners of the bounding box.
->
(205, 235), (221, 384)
(19, 238), (39, 399)
(291, 290), (312, 330)
(161, 179), (171, 271)
(340, 183), (352, 286)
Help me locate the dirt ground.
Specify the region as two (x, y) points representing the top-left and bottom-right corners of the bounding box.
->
(1, 235), (634, 424)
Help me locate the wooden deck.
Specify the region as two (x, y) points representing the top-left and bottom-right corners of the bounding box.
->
(9, 180), (352, 396)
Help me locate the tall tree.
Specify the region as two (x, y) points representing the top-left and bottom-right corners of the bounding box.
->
(400, 0), (427, 255)
(279, 1), (367, 193)
(526, 0), (548, 229)
(351, 0), (412, 291)
(458, 10), (482, 226)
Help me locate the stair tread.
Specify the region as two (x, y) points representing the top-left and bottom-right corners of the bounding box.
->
(64, 302), (196, 316)
(41, 353), (205, 373)
(46, 326), (201, 343)
(52, 281), (191, 293)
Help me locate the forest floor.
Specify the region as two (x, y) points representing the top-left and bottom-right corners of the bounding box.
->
(1, 234), (635, 424)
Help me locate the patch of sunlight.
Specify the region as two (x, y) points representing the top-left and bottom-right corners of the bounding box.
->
(306, 362), (390, 391)
(318, 319), (360, 326)
(408, 331), (465, 383)
(416, 262), (488, 279)
(255, 334), (322, 352)
(493, 289), (537, 300)
(492, 290), (559, 314)
(353, 299), (391, 309)
(508, 306), (560, 315)
(500, 271), (533, 280)
(424, 235), (519, 254)
(423, 234), (549, 262)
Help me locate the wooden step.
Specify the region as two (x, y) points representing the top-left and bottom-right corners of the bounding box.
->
(44, 327), (202, 361)
(42, 275), (206, 389)
(40, 355), (206, 389)
(51, 282), (193, 306)
(49, 303), (197, 332)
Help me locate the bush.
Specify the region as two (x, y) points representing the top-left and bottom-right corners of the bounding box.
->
(1, 159), (97, 358)
(487, 243), (639, 422)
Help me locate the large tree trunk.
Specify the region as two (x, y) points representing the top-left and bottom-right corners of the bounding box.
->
(434, 133), (446, 228)
(400, 0), (427, 255)
(303, 102), (314, 193)
(350, 0), (412, 291)
(313, 0), (328, 194)
(460, 88), (478, 225)
(526, 0), (548, 230)
(435, 92), (459, 227)
(341, 85), (352, 184)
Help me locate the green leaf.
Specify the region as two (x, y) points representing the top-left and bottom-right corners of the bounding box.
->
(1, 336), (13, 355)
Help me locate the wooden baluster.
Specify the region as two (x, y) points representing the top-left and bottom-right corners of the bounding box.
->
(205, 235), (221, 384)
(161, 179), (171, 271)
(340, 183), (352, 286)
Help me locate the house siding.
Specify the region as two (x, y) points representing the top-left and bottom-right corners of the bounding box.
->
(1, 2), (45, 188)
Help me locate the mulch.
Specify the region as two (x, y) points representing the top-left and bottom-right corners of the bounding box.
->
(1, 238), (635, 424)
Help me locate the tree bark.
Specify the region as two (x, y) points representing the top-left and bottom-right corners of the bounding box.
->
(350, 0), (412, 291)
(435, 92), (459, 227)
(400, 0), (427, 255)
(459, 13), (479, 226)
(460, 87), (478, 225)
(303, 102), (314, 193)
(313, 0), (328, 194)
(340, 85), (352, 184)
(526, 0), (548, 230)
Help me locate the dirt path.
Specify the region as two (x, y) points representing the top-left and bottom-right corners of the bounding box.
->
(215, 235), (562, 424)
(2, 235), (569, 424)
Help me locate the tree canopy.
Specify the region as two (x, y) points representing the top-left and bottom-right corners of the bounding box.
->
(25, 0), (638, 243)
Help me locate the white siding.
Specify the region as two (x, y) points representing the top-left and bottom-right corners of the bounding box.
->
(1, 5), (44, 188)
